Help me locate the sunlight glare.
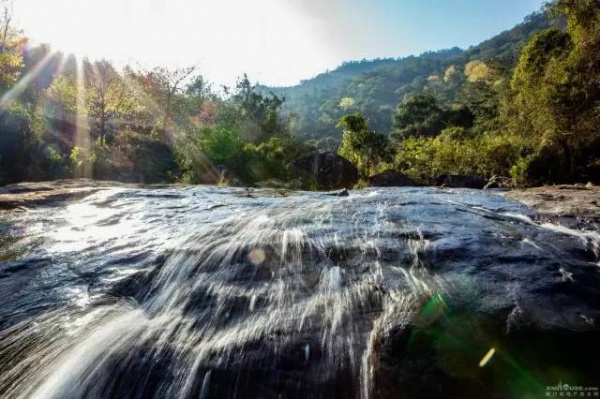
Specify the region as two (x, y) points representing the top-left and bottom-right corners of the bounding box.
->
(0, 51), (54, 107)
(15, 0), (337, 86)
(479, 347), (496, 367)
(75, 58), (92, 178)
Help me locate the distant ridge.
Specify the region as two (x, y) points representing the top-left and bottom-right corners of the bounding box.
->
(262, 10), (561, 141)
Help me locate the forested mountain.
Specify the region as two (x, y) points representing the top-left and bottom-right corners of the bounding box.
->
(266, 10), (561, 143)
(1, 0), (597, 188)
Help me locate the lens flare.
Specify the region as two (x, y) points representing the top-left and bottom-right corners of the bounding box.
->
(248, 248), (266, 266)
(479, 347), (496, 367)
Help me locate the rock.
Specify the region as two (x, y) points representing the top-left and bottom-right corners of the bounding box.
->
(325, 188), (349, 197)
(233, 187), (300, 199)
(0, 188), (101, 210)
(0, 184), (55, 195)
(227, 178), (245, 188)
(368, 170), (416, 187)
(506, 184), (600, 226)
(434, 174), (487, 189)
(557, 184), (592, 191)
(1, 185), (600, 398)
(291, 152), (359, 190)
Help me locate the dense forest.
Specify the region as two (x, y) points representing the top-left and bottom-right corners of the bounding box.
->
(0, 0), (599, 188)
(0, 5), (312, 187)
(265, 10), (561, 141)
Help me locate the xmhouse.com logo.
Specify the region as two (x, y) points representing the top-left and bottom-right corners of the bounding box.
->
(545, 381), (599, 397)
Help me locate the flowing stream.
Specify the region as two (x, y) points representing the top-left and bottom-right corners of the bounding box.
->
(0, 186), (598, 398)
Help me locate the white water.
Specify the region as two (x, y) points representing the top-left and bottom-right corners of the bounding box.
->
(0, 186), (598, 398)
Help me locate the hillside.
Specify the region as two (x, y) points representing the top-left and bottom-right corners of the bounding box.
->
(266, 10), (561, 143)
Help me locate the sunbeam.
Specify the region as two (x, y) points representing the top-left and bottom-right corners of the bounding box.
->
(0, 49), (54, 107)
(75, 57), (92, 178)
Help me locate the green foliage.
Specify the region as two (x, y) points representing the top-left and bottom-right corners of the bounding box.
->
(338, 113), (392, 177)
(69, 145), (96, 177)
(244, 136), (294, 182)
(86, 60), (150, 144)
(337, 113), (369, 134)
(503, 0), (600, 183)
(1, 3), (598, 189)
(391, 3), (600, 186)
(438, 126), (469, 141)
(267, 10), (558, 141)
(0, 28), (310, 188)
(230, 75), (286, 143)
(46, 75), (77, 113)
(198, 126), (244, 166)
(0, 102), (66, 184)
(0, 6), (23, 94)
(94, 130), (179, 183)
(395, 132), (535, 184)
(392, 90), (475, 139)
(392, 90), (444, 138)
(176, 125), (246, 184)
(0, 48), (22, 91)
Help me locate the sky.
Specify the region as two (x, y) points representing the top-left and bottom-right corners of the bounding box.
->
(14, 0), (545, 87)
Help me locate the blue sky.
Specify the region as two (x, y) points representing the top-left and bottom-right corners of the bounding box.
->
(369, 0), (545, 54)
(15, 0), (545, 87)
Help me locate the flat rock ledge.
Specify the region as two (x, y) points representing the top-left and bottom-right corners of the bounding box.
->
(2, 181), (599, 230)
(506, 185), (600, 229)
(0, 180), (129, 210)
(0, 187), (101, 210)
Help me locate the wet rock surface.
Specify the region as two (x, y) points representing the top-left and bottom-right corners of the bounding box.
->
(0, 184), (598, 398)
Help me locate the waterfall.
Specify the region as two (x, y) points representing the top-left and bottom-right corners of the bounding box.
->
(0, 186), (598, 398)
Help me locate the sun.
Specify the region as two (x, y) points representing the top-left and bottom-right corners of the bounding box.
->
(15, 0), (133, 63)
(14, 0), (338, 87)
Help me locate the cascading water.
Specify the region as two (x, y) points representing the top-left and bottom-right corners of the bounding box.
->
(0, 186), (598, 398)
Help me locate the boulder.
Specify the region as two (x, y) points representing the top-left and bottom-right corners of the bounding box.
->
(325, 188), (349, 197)
(368, 170), (416, 187)
(434, 174), (487, 189)
(291, 152), (358, 190)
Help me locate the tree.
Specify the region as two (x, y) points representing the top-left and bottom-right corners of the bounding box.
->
(392, 90), (445, 139)
(84, 59), (140, 144)
(45, 60), (139, 146)
(0, 0), (22, 94)
(183, 75), (213, 122)
(338, 97), (356, 110)
(0, 0), (13, 47)
(499, 0), (600, 183)
(443, 65), (459, 84)
(230, 75), (285, 143)
(151, 66), (196, 133)
(509, 28), (578, 181)
(464, 60), (493, 83)
(338, 113), (392, 177)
